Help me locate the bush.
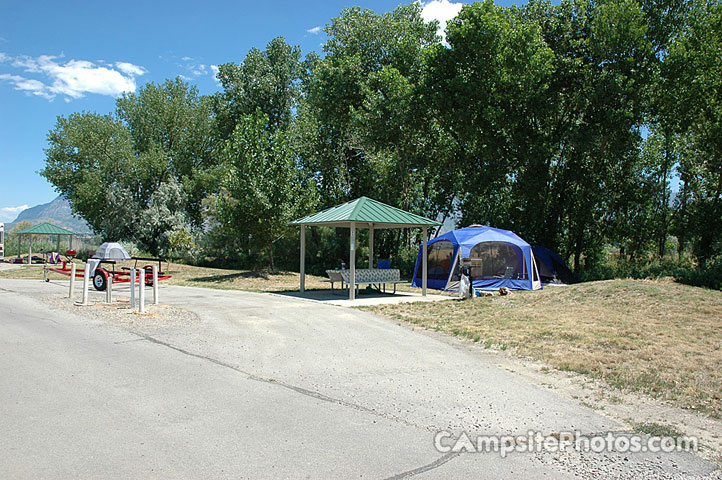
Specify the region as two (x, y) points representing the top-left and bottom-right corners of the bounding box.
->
(577, 256), (721, 290)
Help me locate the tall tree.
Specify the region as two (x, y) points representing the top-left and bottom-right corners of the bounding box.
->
(214, 37), (304, 138)
(664, 0), (722, 259)
(208, 112), (316, 268)
(42, 78), (214, 255)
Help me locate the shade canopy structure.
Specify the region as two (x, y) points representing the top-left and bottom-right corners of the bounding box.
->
(290, 197), (441, 300)
(13, 222), (77, 265)
(411, 226), (542, 291)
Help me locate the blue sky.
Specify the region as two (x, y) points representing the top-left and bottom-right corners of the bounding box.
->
(0, 0), (501, 222)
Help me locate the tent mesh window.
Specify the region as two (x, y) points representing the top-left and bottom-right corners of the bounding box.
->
(469, 242), (526, 279)
(416, 240), (455, 282)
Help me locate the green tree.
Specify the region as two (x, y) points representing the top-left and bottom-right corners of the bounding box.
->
(42, 78), (214, 255)
(664, 0), (722, 259)
(209, 112), (316, 269)
(214, 37), (304, 138)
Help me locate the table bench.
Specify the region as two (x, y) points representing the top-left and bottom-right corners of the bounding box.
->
(325, 268), (406, 295)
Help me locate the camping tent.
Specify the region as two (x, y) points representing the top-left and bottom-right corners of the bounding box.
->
(92, 242), (131, 261)
(532, 245), (574, 284)
(411, 226), (542, 291)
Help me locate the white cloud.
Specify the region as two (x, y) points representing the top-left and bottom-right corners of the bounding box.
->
(0, 52), (9, 62)
(306, 26), (322, 35)
(115, 61), (146, 76)
(0, 53), (146, 100)
(421, 0), (464, 43)
(0, 205), (29, 222)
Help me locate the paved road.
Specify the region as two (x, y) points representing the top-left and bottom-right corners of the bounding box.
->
(0, 279), (718, 479)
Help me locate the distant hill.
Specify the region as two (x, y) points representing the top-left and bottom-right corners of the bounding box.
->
(5, 195), (93, 234)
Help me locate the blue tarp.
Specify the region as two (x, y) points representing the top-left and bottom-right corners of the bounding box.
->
(412, 226), (542, 291)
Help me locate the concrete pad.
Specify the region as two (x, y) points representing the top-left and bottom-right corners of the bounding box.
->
(274, 288), (453, 306)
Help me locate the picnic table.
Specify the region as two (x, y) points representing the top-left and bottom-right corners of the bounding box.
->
(325, 268), (406, 295)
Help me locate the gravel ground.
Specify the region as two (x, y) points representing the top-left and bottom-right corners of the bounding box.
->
(43, 292), (199, 331)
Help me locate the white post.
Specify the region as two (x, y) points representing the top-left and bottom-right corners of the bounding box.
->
(69, 263), (76, 298)
(422, 226), (428, 297)
(138, 271), (146, 314)
(300, 225), (306, 293)
(69, 235), (73, 251)
(106, 273), (113, 304)
(130, 267), (136, 309)
(81, 262), (90, 306)
(28, 234), (32, 265)
(152, 265), (159, 305)
(17, 235), (21, 262)
(56, 235), (61, 256)
(368, 225), (374, 268)
(349, 222), (356, 301)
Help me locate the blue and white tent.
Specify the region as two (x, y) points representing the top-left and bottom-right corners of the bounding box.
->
(412, 226), (542, 291)
(532, 245), (575, 284)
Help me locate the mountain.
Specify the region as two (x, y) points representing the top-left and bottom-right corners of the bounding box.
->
(5, 195), (92, 234)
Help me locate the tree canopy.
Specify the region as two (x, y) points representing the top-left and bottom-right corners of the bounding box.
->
(42, 0), (722, 275)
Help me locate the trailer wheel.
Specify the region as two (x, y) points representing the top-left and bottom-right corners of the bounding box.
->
(93, 269), (108, 291)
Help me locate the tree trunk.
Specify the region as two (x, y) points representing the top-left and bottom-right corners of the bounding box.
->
(268, 243), (275, 271)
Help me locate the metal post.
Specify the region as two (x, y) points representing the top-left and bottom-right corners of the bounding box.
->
(422, 226), (428, 297)
(130, 267), (136, 309)
(81, 262), (90, 306)
(152, 265), (159, 305)
(138, 272), (146, 314)
(56, 235), (60, 256)
(17, 235), (21, 262)
(28, 234), (32, 265)
(300, 225), (306, 293)
(349, 222), (356, 301)
(106, 274), (113, 304)
(69, 263), (76, 298)
(368, 225), (374, 268)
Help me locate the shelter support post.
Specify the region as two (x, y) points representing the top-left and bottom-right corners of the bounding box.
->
(368, 224), (374, 268)
(349, 222), (356, 301)
(28, 234), (32, 265)
(422, 226), (428, 296)
(17, 235), (21, 261)
(300, 225), (306, 293)
(56, 235), (60, 256)
(69, 235), (73, 251)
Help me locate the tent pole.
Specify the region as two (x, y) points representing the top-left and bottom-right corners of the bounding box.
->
(368, 224), (374, 268)
(349, 222), (356, 301)
(422, 226), (428, 297)
(300, 225), (306, 293)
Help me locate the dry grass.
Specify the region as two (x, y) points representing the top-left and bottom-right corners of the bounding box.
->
(364, 279), (722, 417)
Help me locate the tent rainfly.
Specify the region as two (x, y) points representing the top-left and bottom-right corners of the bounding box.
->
(13, 222), (77, 265)
(290, 197), (441, 300)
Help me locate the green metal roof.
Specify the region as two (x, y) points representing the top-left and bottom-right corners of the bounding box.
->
(290, 197), (440, 228)
(14, 222), (76, 235)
